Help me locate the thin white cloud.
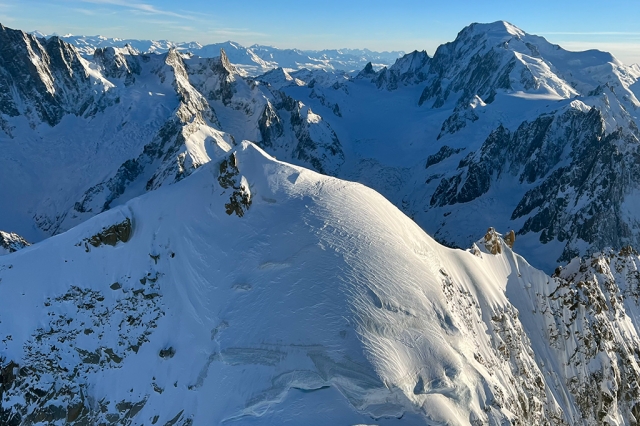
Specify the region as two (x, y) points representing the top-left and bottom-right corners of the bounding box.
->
(139, 18), (181, 26)
(558, 40), (640, 65)
(171, 25), (196, 32)
(539, 31), (640, 37)
(80, 0), (196, 20)
(71, 8), (97, 16)
(208, 28), (268, 38)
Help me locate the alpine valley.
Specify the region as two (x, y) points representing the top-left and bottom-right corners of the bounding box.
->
(1, 19), (640, 425)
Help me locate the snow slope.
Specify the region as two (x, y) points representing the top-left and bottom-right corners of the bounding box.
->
(3, 142), (640, 424)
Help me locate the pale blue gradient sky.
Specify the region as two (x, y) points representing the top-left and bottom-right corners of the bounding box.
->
(1, 0), (639, 64)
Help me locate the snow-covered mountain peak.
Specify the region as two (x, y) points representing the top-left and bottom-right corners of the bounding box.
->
(93, 45), (141, 82)
(387, 49), (431, 77)
(256, 67), (302, 89)
(415, 20), (640, 109)
(460, 20), (526, 41)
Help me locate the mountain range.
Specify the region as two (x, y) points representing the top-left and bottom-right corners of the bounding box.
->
(1, 20), (640, 424)
(30, 31), (405, 76)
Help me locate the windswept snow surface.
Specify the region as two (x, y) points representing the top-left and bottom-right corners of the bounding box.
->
(5, 142), (640, 424)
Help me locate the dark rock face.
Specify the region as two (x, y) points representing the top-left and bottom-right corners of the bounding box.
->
(514, 125), (640, 262)
(93, 45), (141, 84)
(429, 101), (640, 262)
(188, 48), (238, 106)
(290, 102), (344, 175)
(431, 108), (592, 208)
(255, 89), (344, 176)
(309, 89), (342, 117)
(425, 145), (465, 169)
(356, 62), (376, 79)
(437, 103), (480, 139)
(84, 218), (132, 248)
(0, 25), (103, 127)
(218, 153), (251, 217)
(257, 102), (284, 148)
(158, 347), (175, 359)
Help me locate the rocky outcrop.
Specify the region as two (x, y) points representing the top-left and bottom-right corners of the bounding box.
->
(0, 284), (163, 424)
(187, 48), (239, 106)
(82, 217), (132, 249)
(483, 227), (504, 254)
(511, 114), (640, 262)
(257, 101), (284, 148)
(0, 231), (30, 254)
(255, 90), (345, 175)
(540, 249), (640, 424)
(218, 153), (251, 217)
(425, 145), (465, 169)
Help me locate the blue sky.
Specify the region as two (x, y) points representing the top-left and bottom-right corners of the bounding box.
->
(1, 0), (639, 64)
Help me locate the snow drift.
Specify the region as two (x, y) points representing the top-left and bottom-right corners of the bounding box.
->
(2, 142), (640, 425)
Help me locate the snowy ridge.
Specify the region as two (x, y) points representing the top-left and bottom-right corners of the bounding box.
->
(3, 143), (640, 424)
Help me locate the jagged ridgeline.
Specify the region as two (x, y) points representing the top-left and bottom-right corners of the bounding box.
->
(2, 20), (638, 270)
(0, 24), (345, 244)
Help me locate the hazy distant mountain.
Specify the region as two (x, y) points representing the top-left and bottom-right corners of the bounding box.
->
(32, 32), (404, 76)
